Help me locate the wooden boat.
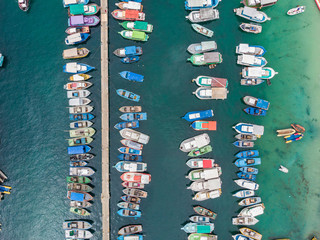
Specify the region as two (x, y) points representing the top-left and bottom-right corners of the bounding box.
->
(185, 0), (219, 10)
(70, 160), (88, 167)
(120, 21), (153, 33)
(235, 158), (261, 167)
(69, 3), (100, 16)
(114, 46), (143, 57)
(241, 78), (265, 86)
(193, 206), (217, 219)
(291, 123), (305, 133)
(188, 52), (222, 66)
(188, 233), (218, 240)
(237, 54), (267, 67)
(67, 145), (92, 155)
(68, 105), (93, 114)
(193, 189), (222, 201)
(70, 207), (90, 216)
(121, 139), (143, 150)
(192, 76), (228, 88)
(276, 128), (295, 137)
(239, 197), (261, 206)
(188, 145), (212, 157)
(180, 133), (210, 152)
(65, 33), (90, 45)
(119, 106), (142, 112)
(18, 0), (29, 11)
(236, 43), (266, 56)
(63, 48), (90, 59)
(117, 89), (140, 102)
(234, 7), (270, 23)
(117, 209), (141, 218)
(67, 90), (91, 98)
(241, 0), (278, 8)
(70, 200), (92, 208)
(233, 140), (254, 148)
(191, 121), (217, 131)
(121, 56), (140, 63)
(287, 6), (305, 15)
(118, 154), (142, 162)
(191, 24), (214, 37)
(69, 113), (95, 121)
(120, 172), (151, 184)
(186, 8), (219, 23)
(233, 123), (264, 136)
(186, 167), (222, 181)
(123, 188), (148, 198)
(186, 158), (215, 168)
(121, 195), (141, 203)
(120, 71), (144, 82)
(187, 41), (217, 54)
(232, 217), (259, 225)
(69, 98), (91, 106)
(239, 203), (265, 217)
(193, 87), (228, 100)
(69, 128), (95, 137)
(284, 133), (303, 143)
(114, 161), (147, 172)
(68, 137), (93, 146)
(67, 190), (93, 202)
(119, 128), (150, 144)
(240, 22), (262, 34)
(240, 167), (259, 174)
(69, 153), (94, 161)
(119, 30), (149, 41)
(122, 181), (144, 189)
(114, 121), (139, 130)
(237, 172), (257, 181)
(181, 222), (214, 233)
(64, 82), (92, 90)
(117, 201), (140, 210)
(235, 134), (257, 141)
(68, 15), (100, 27)
(233, 190), (255, 198)
(182, 110), (214, 122)
(235, 150), (259, 158)
(67, 183), (93, 192)
(243, 96), (270, 110)
(234, 179), (259, 190)
(187, 178), (222, 192)
(239, 228), (262, 240)
(111, 9), (145, 21)
(63, 62), (95, 74)
(63, 220), (92, 230)
(118, 225), (143, 235)
(65, 230), (93, 239)
(116, 1), (143, 11)
(66, 26), (90, 35)
(244, 107), (267, 116)
(67, 176), (91, 184)
(189, 215), (211, 223)
(63, 0), (89, 8)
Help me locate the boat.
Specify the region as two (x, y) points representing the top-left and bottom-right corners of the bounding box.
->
(119, 30), (149, 41)
(232, 217), (259, 225)
(234, 179), (259, 190)
(243, 96), (270, 110)
(69, 98), (91, 106)
(63, 0), (89, 8)
(118, 225), (143, 235)
(117, 209), (141, 218)
(70, 207), (90, 216)
(117, 89), (140, 102)
(67, 191), (93, 202)
(194, 206), (217, 219)
(186, 158), (215, 168)
(192, 76), (228, 88)
(123, 188), (148, 198)
(66, 26), (90, 35)
(70, 200), (92, 208)
(239, 22), (262, 34)
(186, 8), (219, 23)
(315, 0), (320, 10)
(63, 48), (90, 59)
(193, 189), (222, 201)
(188, 233), (218, 240)
(121, 56), (140, 63)
(180, 133), (210, 152)
(181, 222), (214, 233)
(65, 33), (90, 45)
(279, 165), (289, 173)
(242, 67), (277, 79)
(69, 128), (96, 137)
(111, 9), (145, 21)
(67, 176), (91, 184)
(239, 197), (261, 206)
(284, 133), (303, 143)
(233, 141), (254, 148)
(119, 71), (144, 82)
(122, 181), (144, 189)
(287, 6), (305, 15)
(236, 43), (266, 56)
(237, 172), (257, 181)
(187, 41), (217, 54)
(114, 161), (147, 172)
(117, 202), (140, 210)
(185, 0), (220, 10)
(233, 123), (264, 136)
(67, 90), (91, 98)
(116, 1), (143, 11)
(67, 145), (92, 155)
(68, 137), (93, 146)
(63, 62), (95, 74)
(120, 21), (153, 33)
(69, 160), (88, 167)
(239, 203), (265, 217)
(234, 7), (270, 23)
(237, 54), (267, 67)
(114, 46), (143, 57)
(235, 150), (259, 158)
(291, 123), (305, 133)
(69, 167), (95, 176)
(68, 15), (100, 27)
(69, 4), (100, 16)
(121, 139), (143, 150)
(118, 154), (142, 162)
(70, 153), (94, 161)
(64, 82), (93, 90)
(232, 190), (255, 198)
(188, 52), (222, 66)
(191, 24), (214, 37)
(193, 87), (228, 100)
(117, 235), (144, 240)
(235, 134), (257, 141)
(244, 107), (267, 116)
(121, 195), (141, 203)
(120, 172), (151, 184)
(241, 78), (265, 86)
(241, 0), (278, 8)
(0, 54), (4, 67)
(276, 128), (296, 137)
(186, 167), (222, 181)
(18, 0), (29, 11)
(63, 220), (92, 230)
(69, 114), (95, 121)
(239, 167), (259, 174)
(240, 228), (262, 240)
(189, 216), (211, 223)
(188, 145), (212, 157)
(0, 185), (11, 194)
(114, 121), (139, 130)
(119, 128), (150, 144)
(235, 158), (261, 167)
(191, 121), (217, 131)
(182, 110), (214, 122)
(65, 230), (93, 239)
(68, 106), (93, 114)
(120, 106), (142, 113)
(187, 178), (222, 192)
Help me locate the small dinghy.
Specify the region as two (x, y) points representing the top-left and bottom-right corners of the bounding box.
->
(239, 197), (261, 206)
(186, 158), (215, 168)
(119, 30), (149, 41)
(18, 0), (29, 11)
(70, 160), (88, 167)
(291, 123), (305, 133)
(189, 215), (211, 223)
(237, 54), (267, 67)
(119, 106), (142, 113)
(68, 106), (93, 114)
(69, 98), (91, 106)
(244, 107), (267, 116)
(118, 147), (142, 155)
(118, 225), (143, 235)
(276, 128), (296, 137)
(70, 200), (92, 208)
(121, 56), (140, 64)
(70, 207), (90, 216)
(192, 76), (228, 88)
(66, 26), (90, 35)
(69, 167), (95, 177)
(240, 22), (262, 34)
(111, 9), (145, 21)
(120, 21), (153, 33)
(122, 181), (144, 189)
(240, 228), (262, 240)
(65, 230), (93, 239)
(188, 145), (212, 157)
(65, 33), (90, 45)
(115, 161), (146, 172)
(117, 209), (141, 218)
(63, 62), (95, 74)
(234, 7), (271, 23)
(182, 109), (214, 122)
(69, 113), (95, 121)
(117, 201), (140, 210)
(117, 89), (140, 102)
(113, 46), (143, 57)
(180, 133), (210, 152)
(234, 179), (259, 190)
(193, 205), (217, 219)
(235, 134), (257, 141)
(64, 82), (93, 90)
(186, 8), (219, 23)
(235, 150), (259, 158)
(237, 172), (257, 181)
(191, 24), (214, 37)
(241, 78), (265, 86)
(121, 139), (144, 150)
(240, 167), (258, 175)
(118, 154), (142, 162)
(67, 183), (93, 192)
(67, 90), (91, 98)
(181, 222), (214, 233)
(284, 133), (303, 143)
(63, 220), (92, 230)
(116, 1), (143, 11)
(68, 15), (100, 27)
(187, 41), (217, 54)
(192, 189), (222, 201)
(114, 121), (139, 130)
(69, 153), (94, 161)
(232, 217), (259, 226)
(287, 6), (305, 15)
(63, 47), (90, 59)
(243, 96), (270, 110)
(232, 190), (255, 198)
(120, 113), (147, 121)
(121, 195), (141, 203)
(120, 71), (144, 82)
(235, 158), (261, 167)
(123, 188), (148, 198)
(233, 140), (254, 148)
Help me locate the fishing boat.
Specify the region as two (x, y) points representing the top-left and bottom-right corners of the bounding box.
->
(192, 76), (228, 88)
(120, 172), (151, 184)
(187, 178), (222, 192)
(116, 1), (143, 11)
(232, 190), (255, 198)
(239, 203), (265, 217)
(120, 113), (147, 121)
(114, 121), (139, 130)
(65, 230), (93, 239)
(191, 24), (214, 37)
(68, 168), (92, 177)
(186, 8), (219, 23)
(236, 43), (266, 56)
(119, 30), (149, 41)
(315, 0), (320, 10)
(233, 141), (254, 148)
(193, 206), (217, 219)
(119, 145), (142, 154)
(237, 54), (267, 66)
(234, 179), (259, 190)
(243, 96), (270, 110)
(18, 0), (29, 11)
(241, 0), (278, 8)
(63, 0), (89, 8)
(284, 133), (303, 143)
(240, 228), (262, 240)
(70, 202), (91, 209)
(237, 172), (257, 181)
(64, 82), (92, 91)
(118, 235), (143, 240)
(242, 67), (277, 79)
(239, 22), (262, 34)
(188, 52), (222, 66)
(180, 133), (210, 152)
(235, 158), (261, 167)
(67, 190), (93, 201)
(119, 128), (150, 144)
(121, 139), (143, 150)
(70, 160), (88, 167)
(63, 220), (92, 230)
(121, 56), (140, 63)
(120, 21), (153, 33)
(287, 6), (305, 15)
(70, 207), (90, 216)
(185, 0), (220, 10)
(188, 145), (212, 157)
(69, 113), (95, 121)
(244, 107), (267, 116)
(181, 223), (214, 234)
(117, 89), (140, 102)
(118, 154), (142, 162)
(68, 15), (100, 27)
(63, 62), (95, 74)
(117, 209), (141, 218)
(68, 137), (93, 146)
(123, 188), (148, 198)
(235, 150), (259, 158)
(67, 145), (92, 155)
(191, 121), (217, 131)
(193, 189), (222, 201)
(67, 90), (91, 98)
(279, 165), (289, 173)
(117, 202), (140, 210)
(186, 158), (215, 168)
(118, 225), (143, 235)
(182, 110), (214, 122)
(186, 167), (222, 181)
(239, 197), (261, 206)
(69, 167), (95, 176)
(69, 4), (100, 16)
(234, 7), (270, 22)
(241, 78), (265, 86)
(291, 123), (305, 133)
(69, 74), (91, 82)
(111, 9), (145, 21)
(69, 98), (91, 106)
(120, 106), (142, 113)
(235, 134), (257, 141)
(232, 217), (259, 225)
(65, 33), (90, 45)
(114, 46), (143, 57)
(193, 87), (228, 100)
(187, 41), (217, 54)
(70, 153), (94, 161)
(188, 233), (218, 240)
(233, 123), (264, 136)
(114, 161), (147, 172)
(63, 47), (89, 60)
(121, 195), (141, 203)
(276, 128), (296, 137)
(69, 105), (93, 114)
(65, 26), (90, 35)
(119, 71), (144, 82)
(240, 167), (259, 174)
(69, 128), (95, 137)
(189, 216), (211, 223)
(122, 181), (144, 189)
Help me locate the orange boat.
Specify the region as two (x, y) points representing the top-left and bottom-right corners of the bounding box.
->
(191, 121), (217, 131)
(111, 9), (145, 21)
(315, 0), (320, 10)
(120, 172), (151, 184)
(291, 123), (305, 133)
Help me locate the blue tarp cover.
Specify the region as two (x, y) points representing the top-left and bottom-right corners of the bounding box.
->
(125, 46), (137, 55)
(70, 192), (84, 201)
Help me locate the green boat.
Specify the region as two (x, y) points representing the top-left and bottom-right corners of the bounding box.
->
(188, 233), (218, 240)
(69, 4), (100, 16)
(120, 21), (153, 33)
(67, 183), (93, 192)
(69, 127), (96, 138)
(188, 145), (212, 157)
(119, 30), (149, 42)
(67, 176), (91, 184)
(188, 52), (222, 66)
(70, 207), (90, 216)
(68, 137), (94, 146)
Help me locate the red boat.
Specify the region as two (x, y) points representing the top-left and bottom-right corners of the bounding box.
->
(120, 172), (151, 184)
(111, 9), (145, 21)
(291, 123), (305, 133)
(18, 0), (29, 11)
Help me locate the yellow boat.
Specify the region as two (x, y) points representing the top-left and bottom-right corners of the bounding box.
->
(69, 73), (92, 82)
(63, 47), (90, 59)
(0, 185), (12, 194)
(312, 237), (317, 240)
(69, 128), (96, 138)
(240, 227), (262, 240)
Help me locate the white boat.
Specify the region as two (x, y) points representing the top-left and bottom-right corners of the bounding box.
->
(239, 203), (265, 217)
(186, 168), (222, 181)
(121, 139), (143, 150)
(68, 106), (94, 114)
(234, 179), (259, 190)
(232, 190), (255, 198)
(236, 43), (266, 56)
(193, 87), (228, 100)
(69, 74), (91, 81)
(67, 90), (91, 98)
(189, 215), (211, 223)
(120, 128), (150, 144)
(242, 67), (278, 79)
(186, 158), (215, 168)
(69, 98), (91, 106)
(180, 133), (210, 152)
(233, 122), (264, 136)
(192, 189), (222, 201)
(187, 41), (217, 54)
(234, 7), (270, 23)
(239, 22), (262, 34)
(187, 178), (222, 191)
(287, 6), (305, 15)
(65, 229), (93, 239)
(279, 165), (289, 173)
(63, 220), (92, 230)
(115, 1), (143, 10)
(241, 0), (278, 8)
(232, 216), (259, 225)
(186, 8), (219, 23)
(69, 167), (95, 176)
(191, 24), (214, 37)
(237, 54), (267, 67)
(70, 121), (93, 129)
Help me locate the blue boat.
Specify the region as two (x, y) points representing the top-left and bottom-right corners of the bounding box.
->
(0, 54), (4, 67)
(68, 145), (92, 155)
(67, 191), (93, 201)
(118, 235), (143, 240)
(113, 46), (143, 57)
(233, 123), (264, 136)
(70, 160), (88, 167)
(120, 113), (147, 121)
(185, 0), (219, 10)
(119, 71), (144, 82)
(114, 121), (139, 130)
(182, 109), (214, 122)
(233, 234), (252, 240)
(118, 147), (142, 155)
(239, 167), (259, 174)
(233, 140), (254, 148)
(244, 107), (267, 116)
(116, 89), (140, 102)
(70, 113), (95, 121)
(65, 33), (90, 45)
(63, 0), (89, 8)
(117, 208), (141, 218)
(235, 150), (259, 158)
(235, 158), (261, 167)
(118, 154), (142, 162)
(121, 56), (140, 64)
(0, 185), (11, 194)
(243, 96), (270, 110)
(236, 43), (266, 56)
(234, 7), (271, 23)
(237, 172), (257, 181)
(63, 62), (95, 74)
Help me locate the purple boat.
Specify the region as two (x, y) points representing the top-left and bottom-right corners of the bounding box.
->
(68, 15), (100, 27)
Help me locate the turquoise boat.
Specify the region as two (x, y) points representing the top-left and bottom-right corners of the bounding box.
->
(120, 21), (153, 33)
(118, 235), (143, 240)
(0, 53), (4, 67)
(69, 4), (100, 16)
(119, 30), (149, 42)
(181, 222), (214, 233)
(188, 145), (212, 157)
(117, 209), (141, 218)
(116, 89), (140, 102)
(235, 158), (261, 167)
(63, 0), (89, 8)
(242, 67), (278, 79)
(188, 52), (222, 66)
